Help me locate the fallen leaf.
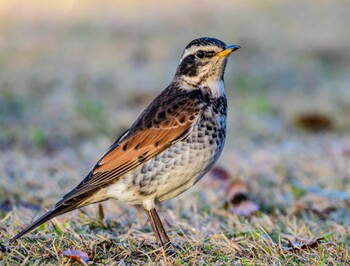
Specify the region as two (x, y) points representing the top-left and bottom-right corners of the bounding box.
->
(287, 237), (324, 252)
(207, 166), (231, 189)
(225, 180), (249, 204)
(225, 180), (259, 218)
(296, 193), (339, 216)
(228, 200), (259, 218)
(61, 249), (89, 265)
(294, 112), (333, 132)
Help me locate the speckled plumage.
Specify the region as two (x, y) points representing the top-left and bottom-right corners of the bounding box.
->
(10, 37), (240, 251)
(106, 87), (227, 207)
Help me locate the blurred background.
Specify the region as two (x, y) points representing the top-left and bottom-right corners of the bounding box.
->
(0, 0), (349, 221)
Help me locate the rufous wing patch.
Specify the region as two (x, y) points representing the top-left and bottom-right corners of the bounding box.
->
(96, 113), (196, 174)
(58, 100), (201, 203)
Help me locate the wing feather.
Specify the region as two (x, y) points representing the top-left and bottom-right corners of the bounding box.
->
(59, 99), (201, 204)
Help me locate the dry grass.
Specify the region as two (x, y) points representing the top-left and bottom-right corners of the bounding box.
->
(0, 0), (349, 265)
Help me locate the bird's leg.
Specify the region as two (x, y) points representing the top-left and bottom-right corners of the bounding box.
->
(145, 207), (180, 255)
(151, 208), (182, 251)
(144, 208), (164, 247)
(150, 208), (171, 247)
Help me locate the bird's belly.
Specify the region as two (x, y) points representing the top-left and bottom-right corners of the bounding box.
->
(106, 114), (226, 205)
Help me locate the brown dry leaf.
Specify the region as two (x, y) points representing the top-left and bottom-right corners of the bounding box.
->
(296, 193), (338, 216)
(225, 180), (259, 218)
(294, 112), (333, 132)
(228, 200), (259, 218)
(207, 166), (231, 189)
(287, 237), (324, 252)
(225, 180), (249, 204)
(61, 249), (89, 265)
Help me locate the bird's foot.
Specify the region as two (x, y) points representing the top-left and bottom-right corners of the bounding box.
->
(163, 241), (182, 256)
(0, 242), (11, 253)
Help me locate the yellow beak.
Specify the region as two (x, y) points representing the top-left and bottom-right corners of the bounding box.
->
(217, 44), (241, 58)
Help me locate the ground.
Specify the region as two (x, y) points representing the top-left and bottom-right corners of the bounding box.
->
(0, 0), (349, 265)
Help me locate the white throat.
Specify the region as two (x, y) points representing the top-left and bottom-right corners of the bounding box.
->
(205, 79), (225, 98)
(180, 75), (225, 98)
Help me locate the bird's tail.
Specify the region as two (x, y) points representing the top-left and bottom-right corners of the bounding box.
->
(9, 203), (75, 244)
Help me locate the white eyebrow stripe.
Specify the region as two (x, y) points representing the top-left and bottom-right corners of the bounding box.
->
(178, 45), (222, 65)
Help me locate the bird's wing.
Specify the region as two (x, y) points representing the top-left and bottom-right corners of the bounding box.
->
(9, 90), (202, 244)
(58, 92), (201, 204)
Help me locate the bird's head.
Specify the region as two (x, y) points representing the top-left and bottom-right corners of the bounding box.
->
(175, 37), (240, 87)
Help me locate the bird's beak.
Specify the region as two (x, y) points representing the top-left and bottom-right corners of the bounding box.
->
(216, 44), (241, 58)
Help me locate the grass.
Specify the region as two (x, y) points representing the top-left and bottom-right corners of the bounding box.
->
(2, 202), (349, 264)
(0, 0), (349, 265)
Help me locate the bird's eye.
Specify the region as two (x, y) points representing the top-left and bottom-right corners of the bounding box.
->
(196, 50), (205, 59)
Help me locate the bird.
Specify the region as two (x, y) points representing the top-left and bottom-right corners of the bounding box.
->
(9, 37), (240, 251)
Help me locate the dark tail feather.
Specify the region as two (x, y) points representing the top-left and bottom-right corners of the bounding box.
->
(9, 204), (74, 244)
